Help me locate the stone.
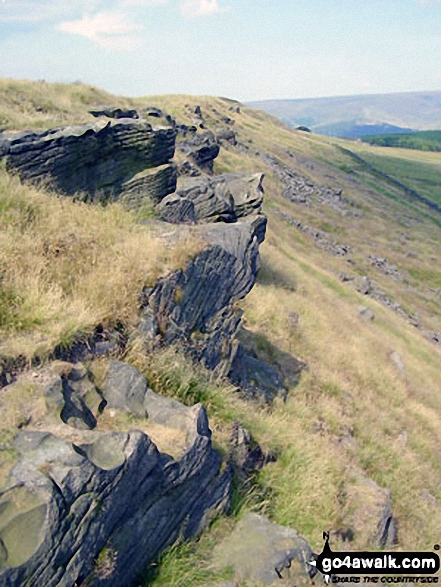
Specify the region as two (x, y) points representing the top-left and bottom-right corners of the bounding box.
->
(158, 193), (197, 224)
(228, 344), (287, 402)
(354, 276), (374, 295)
(216, 127), (237, 145)
(0, 366), (7, 389)
(120, 163), (177, 206)
(138, 218), (265, 379)
(424, 330), (441, 346)
(103, 360), (149, 416)
(390, 350), (406, 374)
(338, 469), (398, 549)
(178, 160), (202, 177)
(358, 306), (375, 321)
(0, 361), (232, 587)
(277, 211), (352, 256)
(229, 422), (276, 478)
(286, 312), (299, 327)
(228, 327), (304, 402)
(43, 362), (104, 430)
(212, 513), (313, 585)
(177, 131), (220, 174)
(143, 107), (164, 118)
(262, 152), (358, 216)
(89, 107), (139, 119)
(0, 120), (176, 202)
(368, 255), (403, 281)
(171, 173), (265, 224)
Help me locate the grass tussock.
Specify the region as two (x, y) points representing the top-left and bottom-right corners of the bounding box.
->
(0, 171), (201, 360)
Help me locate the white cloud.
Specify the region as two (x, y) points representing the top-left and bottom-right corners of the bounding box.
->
(180, 0), (224, 17)
(58, 11), (144, 50)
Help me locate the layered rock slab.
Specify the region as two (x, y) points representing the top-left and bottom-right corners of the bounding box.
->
(0, 361), (232, 587)
(159, 173), (265, 225)
(0, 120), (177, 203)
(139, 217), (268, 382)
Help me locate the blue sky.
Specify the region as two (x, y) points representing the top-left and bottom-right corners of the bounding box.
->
(0, 0), (441, 100)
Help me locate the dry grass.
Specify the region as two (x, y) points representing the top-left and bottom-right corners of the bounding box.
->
(0, 78), (131, 130)
(238, 235), (441, 551)
(0, 171), (201, 360)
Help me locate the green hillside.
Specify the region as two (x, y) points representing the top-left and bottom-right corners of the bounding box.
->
(362, 130), (441, 151)
(1, 80), (441, 586)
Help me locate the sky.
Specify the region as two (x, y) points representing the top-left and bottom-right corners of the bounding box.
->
(0, 0), (441, 101)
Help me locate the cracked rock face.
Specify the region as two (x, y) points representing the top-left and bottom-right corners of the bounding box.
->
(0, 120), (176, 204)
(0, 361), (232, 587)
(138, 218), (267, 381)
(177, 130), (220, 174)
(159, 172), (265, 225)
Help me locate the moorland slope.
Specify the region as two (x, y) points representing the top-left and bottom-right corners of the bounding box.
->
(0, 79), (440, 586)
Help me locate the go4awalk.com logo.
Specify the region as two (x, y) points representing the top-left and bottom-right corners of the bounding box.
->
(308, 533), (440, 584)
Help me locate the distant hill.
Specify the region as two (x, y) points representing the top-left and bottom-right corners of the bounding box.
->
(248, 90), (441, 137)
(361, 129), (441, 151)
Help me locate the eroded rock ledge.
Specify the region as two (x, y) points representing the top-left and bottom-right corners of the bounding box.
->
(0, 360), (232, 587)
(0, 120), (177, 204)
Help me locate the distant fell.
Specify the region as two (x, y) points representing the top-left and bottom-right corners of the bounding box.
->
(248, 90), (441, 137)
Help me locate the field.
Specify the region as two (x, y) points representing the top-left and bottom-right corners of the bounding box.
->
(1, 80), (440, 586)
(361, 130), (441, 152)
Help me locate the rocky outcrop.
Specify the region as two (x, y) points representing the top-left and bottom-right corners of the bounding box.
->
(177, 130), (220, 174)
(262, 153), (358, 216)
(120, 163), (177, 206)
(89, 107), (139, 119)
(216, 127), (237, 146)
(0, 360), (232, 587)
(228, 343), (287, 402)
(159, 173), (265, 225)
(0, 119), (176, 204)
(138, 218), (266, 383)
(229, 422), (277, 480)
(368, 255), (404, 281)
(340, 273), (421, 328)
(277, 211), (352, 257)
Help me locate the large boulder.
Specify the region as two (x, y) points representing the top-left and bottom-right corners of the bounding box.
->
(138, 218), (266, 378)
(177, 130), (220, 174)
(159, 172), (265, 224)
(0, 120), (176, 204)
(212, 513), (313, 585)
(120, 163), (177, 206)
(0, 361), (232, 587)
(228, 344), (287, 402)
